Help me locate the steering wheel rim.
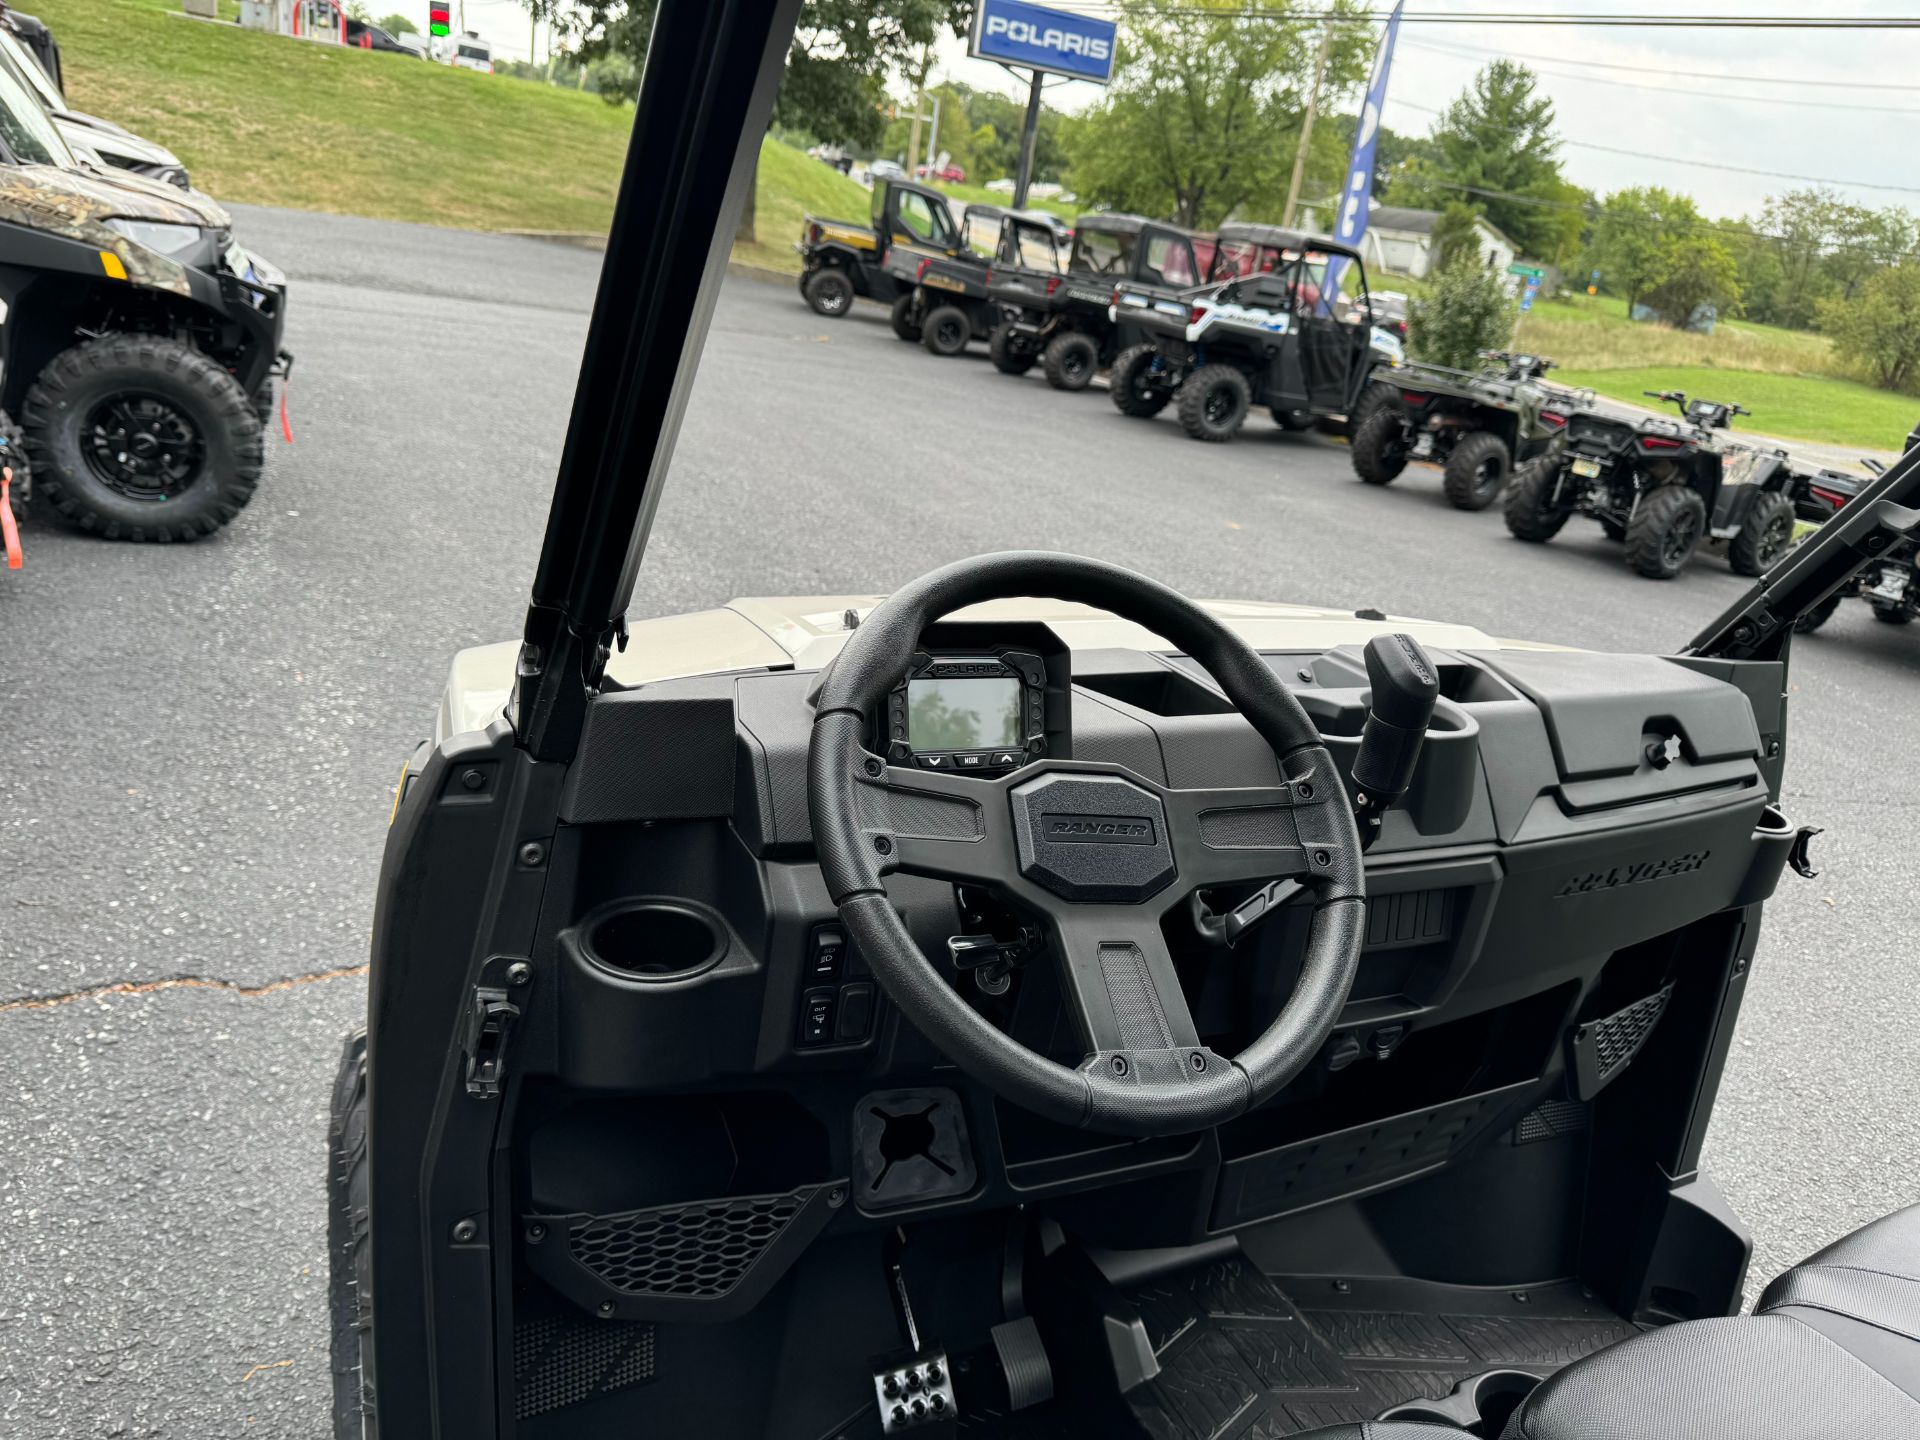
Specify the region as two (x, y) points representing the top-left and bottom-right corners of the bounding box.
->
(807, 552), (1367, 1137)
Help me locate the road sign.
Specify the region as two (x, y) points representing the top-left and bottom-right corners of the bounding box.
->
(969, 0), (1117, 84)
(1507, 263), (1544, 278)
(429, 1), (450, 37)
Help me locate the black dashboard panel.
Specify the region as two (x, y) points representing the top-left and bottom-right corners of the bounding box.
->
(530, 632), (1792, 1239)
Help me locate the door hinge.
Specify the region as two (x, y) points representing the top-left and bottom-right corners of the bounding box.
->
(463, 986), (520, 1098)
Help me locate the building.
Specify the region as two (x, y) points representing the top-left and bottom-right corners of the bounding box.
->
(1299, 203), (1518, 282)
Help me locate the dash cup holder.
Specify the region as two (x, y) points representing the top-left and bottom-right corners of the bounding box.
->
(1377, 1368), (1542, 1436)
(579, 899), (729, 981)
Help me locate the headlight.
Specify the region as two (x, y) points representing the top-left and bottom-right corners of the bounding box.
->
(147, 166), (191, 190)
(103, 218), (206, 259)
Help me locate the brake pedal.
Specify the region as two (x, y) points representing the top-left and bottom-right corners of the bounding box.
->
(991, 1315), (1054, 1411)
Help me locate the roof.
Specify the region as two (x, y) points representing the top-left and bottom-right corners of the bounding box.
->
(1074, 213), (1207, 240)
(1217, 220), (1361, 262)
(1368, 205), (1441, 235)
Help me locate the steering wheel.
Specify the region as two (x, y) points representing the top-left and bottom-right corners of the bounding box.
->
(807, 553), (1367, 1138)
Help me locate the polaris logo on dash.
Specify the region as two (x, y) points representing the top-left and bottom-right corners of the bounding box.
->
(983, 16), (1113, 62)
(1044, 814), (1156, 845)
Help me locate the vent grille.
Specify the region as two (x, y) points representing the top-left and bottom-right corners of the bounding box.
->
(513, 1308), (655, 1420)
(1570, 985), (1673, 1100)
(571, 1190), (812, 1299)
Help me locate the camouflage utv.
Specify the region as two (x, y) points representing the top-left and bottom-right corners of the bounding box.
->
(1351, 351), (1587, 511)
(0, 63), (289, 542)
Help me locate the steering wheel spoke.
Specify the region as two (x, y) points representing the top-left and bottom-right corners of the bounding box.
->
(853, 756), (1018, 887)
(1164, 747), (1351, 890)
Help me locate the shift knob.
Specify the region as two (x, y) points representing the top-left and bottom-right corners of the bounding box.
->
(1351, 634), (1439, 804)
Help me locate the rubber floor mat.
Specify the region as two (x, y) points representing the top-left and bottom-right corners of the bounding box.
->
(1122, 1256), (1639, 1439)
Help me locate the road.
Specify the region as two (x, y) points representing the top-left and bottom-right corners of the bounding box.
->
(1, 206), (1916, 1438)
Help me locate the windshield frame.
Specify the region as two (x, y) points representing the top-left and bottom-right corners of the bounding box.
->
(0, 33), (78, 169)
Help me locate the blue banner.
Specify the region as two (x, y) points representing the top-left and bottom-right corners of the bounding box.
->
(1323, 3), (1403, 305)
(969, 0), (1118, 85)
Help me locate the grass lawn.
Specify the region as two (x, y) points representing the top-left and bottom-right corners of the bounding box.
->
(732, 142), (874, 274)
(1552, 366), (1916, 453)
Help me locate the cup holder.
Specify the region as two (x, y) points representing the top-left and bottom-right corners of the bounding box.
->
(581, 899), (728, 981)
(1377, 1369), (1542, 1436)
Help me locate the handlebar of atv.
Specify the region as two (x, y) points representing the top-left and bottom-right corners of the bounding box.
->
(1643, 389), (1686, 403)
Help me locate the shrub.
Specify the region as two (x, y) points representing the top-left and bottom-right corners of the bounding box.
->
(1820, 264), (1920, 393)
(1408, 259), (1515, 369)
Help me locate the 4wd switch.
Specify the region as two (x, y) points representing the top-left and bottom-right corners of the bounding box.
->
(798, 988), (836, 1046)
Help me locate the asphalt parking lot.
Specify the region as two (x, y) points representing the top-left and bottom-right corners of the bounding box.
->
(2, 206), (1917, 1438)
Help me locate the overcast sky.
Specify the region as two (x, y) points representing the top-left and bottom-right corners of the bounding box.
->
(435, 0), (1920, 221)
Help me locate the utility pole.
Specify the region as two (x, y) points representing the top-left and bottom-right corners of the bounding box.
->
(905, 50), (930, 172)
(1283, 25), (1333, 229)
(1012, 72), (1043, 209)
(926, 94), (942, 176)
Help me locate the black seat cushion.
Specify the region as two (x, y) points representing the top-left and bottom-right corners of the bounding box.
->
(1501, 1202), (1920, 1439)
(1289, 1426), (1478, 1440)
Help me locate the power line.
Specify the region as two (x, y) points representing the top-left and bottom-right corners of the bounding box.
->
(1385, 96), (1920, 197)
(1398, 35), (1920, 92)
(1401, 39), (1920, 113)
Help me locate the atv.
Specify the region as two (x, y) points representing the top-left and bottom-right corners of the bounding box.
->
(1795, 436), (1918, 634)
(1350, 351), (1590, 511)
(1505, 390), (1800, 579)
(0, 76), (289, 542)
(887, 205), (1064, 360)
(794, 175), (960, 320)
(986, 212), (1218, 392)
(1109, 233), (1394, 443)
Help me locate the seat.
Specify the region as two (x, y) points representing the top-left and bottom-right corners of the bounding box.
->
(1502, 1202), (1920, 1439)
(1287, 1205), (1920, 1440)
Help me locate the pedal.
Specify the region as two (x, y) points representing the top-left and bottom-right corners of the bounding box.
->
(872, 1349), (956, 1434)
(990, 1316), (1054, 1412)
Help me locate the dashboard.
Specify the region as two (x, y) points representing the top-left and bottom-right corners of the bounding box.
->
(519, 620), (1794, 1244)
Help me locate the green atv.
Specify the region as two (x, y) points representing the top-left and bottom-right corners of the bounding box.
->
(1351, 352), (1589, 511)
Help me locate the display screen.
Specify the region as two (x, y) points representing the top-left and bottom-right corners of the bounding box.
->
(907, 676), (1023, 752)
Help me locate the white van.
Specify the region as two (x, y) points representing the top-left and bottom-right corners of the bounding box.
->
(452, 33), (493, 74)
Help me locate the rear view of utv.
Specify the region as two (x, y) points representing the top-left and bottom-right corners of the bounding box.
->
(0, 138), (288, 541)
(890, 204), (1064, 358)
(1506, 391), (1799, 579)
(795, 176), (958, 320)
(1111, 230), (1383, 443)
(988, 213), (1215, 391)
(1352, 352), (1584, 511)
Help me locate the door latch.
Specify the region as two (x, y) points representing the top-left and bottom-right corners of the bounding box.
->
(463, 986), (520, 1098)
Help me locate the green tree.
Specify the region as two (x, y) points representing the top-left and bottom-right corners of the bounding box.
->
(378, 10), (416, 32)
(1398, 61), (1574, 260)
(1408, 257), (1514, 368)
(1640, 233), (1741, 327)
(1586, 186), (1703, 313)
(1820, 264), (1920, 392)
(1430, 202), (1484, 271)
(538, 1), (968, 239)
(1065, 0), (1374, 228)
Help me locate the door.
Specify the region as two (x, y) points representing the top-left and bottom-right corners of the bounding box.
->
(1297, 251), (1373, 414)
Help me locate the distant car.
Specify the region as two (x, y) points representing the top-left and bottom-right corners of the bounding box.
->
(345, 20), (412, 55)
(451, 34), (493, 73)
(984, 177), (1015, 194)
(915, 163), (966, 183)
(393, 32), (429, 59)
(868, 159), (906, 181)
(0, 15), (192, 188)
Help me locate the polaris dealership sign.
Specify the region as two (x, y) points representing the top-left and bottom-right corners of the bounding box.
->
(969, 0), (1117, 84)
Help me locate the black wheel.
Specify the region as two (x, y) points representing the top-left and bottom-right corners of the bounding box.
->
(1042, 330), (1099, 391)
(889, 293), (922, 342)
(1504, 456), (1571, 543)
(1730, 489), (1796, 576)
(0, 408), (29, 520)
(328, 1026), (378, 1439)
(1442, 431), (1512, 511)
(922, 304), (970, 357)
(1349, 382), (1399, 436)
(1625, 484), (1707, 579)
(1176, 363), (1251, 443)
(21, 335), (263, 542)
(1109, 345), (1173, 418)
(1871, 604), (1913, 626)
(989, 324), (1038, 376)
(1794, 594), (1842, 634)
(802, 266), (855, 318)
(1351, 407), (1411, 485)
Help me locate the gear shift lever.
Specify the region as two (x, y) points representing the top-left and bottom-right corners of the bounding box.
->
(1350, 633), (1440, 829)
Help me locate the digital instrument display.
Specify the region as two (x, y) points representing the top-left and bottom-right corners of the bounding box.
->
(907, 676), (1023, 753)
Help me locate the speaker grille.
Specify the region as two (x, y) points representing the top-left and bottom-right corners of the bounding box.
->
(513, 1308), (655, 1420)
(571, 1190), (811, 1299)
